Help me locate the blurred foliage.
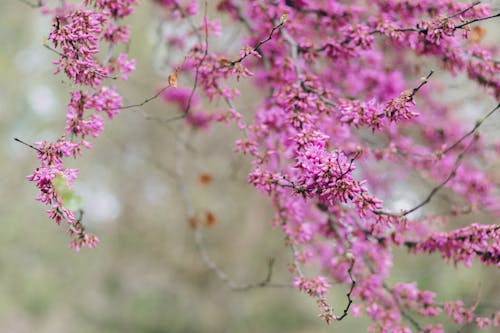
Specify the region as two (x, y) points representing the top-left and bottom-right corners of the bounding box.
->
(0, 1), (498, 332)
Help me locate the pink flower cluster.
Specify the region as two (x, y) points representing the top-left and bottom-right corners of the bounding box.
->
(154, 0), (500, 330)
(293, 276), (331, 297)
(24, 0), (500, 329)
(392, 282), (441, 317)
(414, 223), (500, 267)
(27, 142), (79, 225)
(26, 0), (137, 250)
(444, 300), (500, 329)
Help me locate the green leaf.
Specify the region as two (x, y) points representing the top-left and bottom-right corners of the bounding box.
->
(52, 174), (67, 192)
(60, 189), (83, 211)
(52, 174), (83, 211)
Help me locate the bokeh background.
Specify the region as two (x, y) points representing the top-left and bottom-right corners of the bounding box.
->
(1, 1), (499, 332)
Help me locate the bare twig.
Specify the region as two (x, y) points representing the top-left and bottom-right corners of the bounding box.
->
(308, 3), (498, 53)
(290, 242), (357, 322)
(455, 12), (500, 29)
(153, 1), (210, 124)
(229, 20), (285, 66)
(183, 2), (209, 116)
(374, 102), (499, 218)
(439, 103), (500, 156)
(234, 3), (253, 33)
(13, 137), (42, 153)
(409, 71), (434, 99)
(173, 0), (202, 41)
(375, 133), (479, 218)
(119, 85), (172, 110)
(448, 1), (482, 19)
(194, 229), (286, 291)
(169, 9), (287, 288)
(335, 259), (356, 321)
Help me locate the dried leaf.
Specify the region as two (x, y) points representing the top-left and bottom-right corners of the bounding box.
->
(219, 57), (232, 66)
(205, 211), (217, 227)
(198, 173), (213, 186)
(470, 26), (486, 43)
(168, 70), (178, 88)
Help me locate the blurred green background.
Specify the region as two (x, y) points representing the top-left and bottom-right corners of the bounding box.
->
(1, 1), (499, 332)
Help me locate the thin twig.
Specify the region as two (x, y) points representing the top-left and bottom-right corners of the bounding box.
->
(229, 20), (285, 66)
(455, 12), (500, 29)
(13, 137), (42, 153)
(308, 3), (498, 53)
(401, 134), (478, 217)
(192, 216), (288, 290)
(173, 0), (202, 41)
(440, 103), (500, 156)
(154, 0), (210, 124)
(290, 242), (357, 322)
(374, 102), (498, 218)
(183, 2), (209, 117)
(448, 1), (481, 19)
(169, 8), (287, 289)
(119, 85), (172, 110)
(335, 259), (356, 321)
(409, 71), (434, 99)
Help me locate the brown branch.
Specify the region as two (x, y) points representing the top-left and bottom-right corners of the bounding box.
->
(234, 3), (253, 33)
(307, 3), (497, 53)
(335, 259), (356, 321)
(389, 2), (490, 33)
(233, 258), (290, 291)
(229, 20), (285, 66)
(173, 0), (202, 42)
(183, 2), (209, 117)
(335, 151), (362, 181)
(409, 71), (434, 99)
(194, 227), (288, 291)
(375, 103), (500, 219)
(402, 135), (477, 216)
(124, 1), (213, 124)
(155, 1), (210, 124)
(167, 10), (286, 288)
(43, 43), (64, 57)
(448, 1), (482, 19)
(290, 242), (357, 322)
(375, 134), (479, 218)
(119, 84), (172, 110)
(455, 12), (500, 29)
(374, 102), (500, 218)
